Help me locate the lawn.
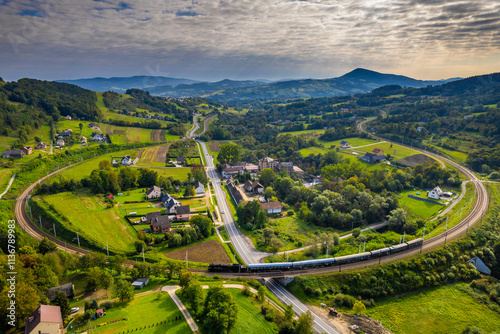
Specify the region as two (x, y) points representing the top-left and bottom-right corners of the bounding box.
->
(298, 147), (328, 156)
(397, 189), (445, 220)
(154, 167), (191, 181)
(35, 191), (138, 252)
(73, 292), (190, 334)
(365, 283), (500, 334)
(114, 188), (147, 203)
(56, 149), (141, 180)
(177, 288), (276, 334)
(319, 136), (379, 148)
(352, 141), (425, 160)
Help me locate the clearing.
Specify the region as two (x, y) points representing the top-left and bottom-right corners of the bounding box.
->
(397, 189), (445, 220)
(73, 292), (189, 334)
(365, 283), (500, 334)
(396, 154), (436, 167)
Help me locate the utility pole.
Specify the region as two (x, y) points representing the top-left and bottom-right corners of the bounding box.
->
(445, 218), (448, 244)
(106, 242), (109, 256)
(286, 252), (289, 262)
(403, 231), (406, 243)
(326, 244), (329, 258)
(39, 216), (42, 229)
(77, 233), (80, 247)
(186, 250), (188, 268)
(53, 223), (56, 237)
(363, 241), (366, 252)
(358, 244), (361, 253)
(142, 246), (145, 262)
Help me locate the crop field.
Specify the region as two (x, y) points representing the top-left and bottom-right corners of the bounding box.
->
(397, 189), (445, 220)
(155, 145), (169, 163)
(56, 149), (141, 180)
(75, 292), (189, 334)
(136, 146), (166, 166)
(36, 191), (138, 252)
(150, 129), (165, 142)
(365, 283), (500, 334)
(165, 239), (231, 264)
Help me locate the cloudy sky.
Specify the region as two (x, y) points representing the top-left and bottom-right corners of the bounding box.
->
(1, 0), (499, 82)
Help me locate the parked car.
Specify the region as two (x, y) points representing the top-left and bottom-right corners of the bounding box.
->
(71, 307), (80, 313)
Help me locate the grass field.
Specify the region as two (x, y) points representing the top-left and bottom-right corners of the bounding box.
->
(397, 189), (445, 220)
(352, 141), (426, 160)
(278, 129), (326, 137)
(153, 167), (191, 181)
(319, 137), (379, 148)
(365, 283), (500, 334)
(36, 191), (138, 252)
(298, 147), (328, 156)
(73, 292), (189, 334)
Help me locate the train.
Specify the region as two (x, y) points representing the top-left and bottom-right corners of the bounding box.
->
(208, 238), (423, 273)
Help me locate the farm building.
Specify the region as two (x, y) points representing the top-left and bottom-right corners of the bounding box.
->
(45, 283), (75, 302)
(227, 179), (244, 204)
(194, 181), (205, 194)
(175, 205), (191, 221)
(150, 215), (171, 233)
(2, 149), (24, 159)
(340, 140), (350, 149)
(132, 277), (150, 289)
(56, 139), (65, 147)
(261, 201), (282, 214)
(361, 151), (386, 163)
(24, 305), (63, 334)
(146, 185), (162, 199)
(22, 146), (33, 155)
(121, 155), (132, 165)
(36, 142), (47, 149)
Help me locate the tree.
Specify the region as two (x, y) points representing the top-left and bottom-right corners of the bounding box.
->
(114, 280), (134, 304)
(191, 164), (208, 185)
(264, 187), (276, 199)
(387, 208), (409, 232)
(184, 185), (196, 197)
(285, 304), (294, 321)
(180, 271), (194, 288)
(294, 310), (314, 334)
(352, 228), (361, 238)
(190, 214), (212, 238)
(203, 286), (238, 334)
(352, 300), (366, 314)
(218, 143), (242, 164)
(270, 238), (284, 252)
(138, 168), (158, 187)
(53, 291), (71, 318)
(184, 279), (204, 315)
(0, 282), (39, 328)
(260, 168), (277, 187)
(462, 327), (487, 334)
(258, 285), (266, 302)
(38, 237), (57, 254)
(332, 233), (340, 246)
(135, 240), (147, 253)
(263, 227), (275, 245)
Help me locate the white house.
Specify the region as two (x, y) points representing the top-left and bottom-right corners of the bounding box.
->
(194, 181), (205, 194)
(56, 138), (65, 147)
(146, 185), (162, 199)
(121, 155), (132, 165)
(427, 186), (444, 200)
(260, 201), (282, 214)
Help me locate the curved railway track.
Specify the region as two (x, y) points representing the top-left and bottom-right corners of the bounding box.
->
(14, 113), (489, 273)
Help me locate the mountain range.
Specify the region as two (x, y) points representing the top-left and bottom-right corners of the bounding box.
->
(57, 69), (461, 103)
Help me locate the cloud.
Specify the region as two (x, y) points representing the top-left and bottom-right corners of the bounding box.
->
(0, 0), (499, 81)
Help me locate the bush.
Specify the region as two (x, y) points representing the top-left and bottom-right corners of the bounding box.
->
(287, 210), (294, 216)
(264, 309), (275, 322)
(100, 301), (113, 310)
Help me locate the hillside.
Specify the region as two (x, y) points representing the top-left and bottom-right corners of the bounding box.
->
(57, 75), (198, 93)
(146, 79), (267, 97)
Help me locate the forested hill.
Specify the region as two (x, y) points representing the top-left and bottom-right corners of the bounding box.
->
(1, 78), (101, 120)
(202, 68), (459, 104)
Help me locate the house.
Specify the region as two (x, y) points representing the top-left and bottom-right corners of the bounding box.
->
(427, 186), (444, 200)
(194, 181), (205, 194)
(177, 156), (186, 165)
(22, 146), (33, 155)
(142, 211), (161, 223)
(227, 179), (244, 204)
(92, 133), (104, 142)
(292, 166), (305, 175)
(261, 201), (282, 214)
(162, 193), (180, 213)
(36, 142), (47, 149)
(417, 127), (423, 133)
(468, 257), (491, 275)
(56, 138), (65, 147)
(89, 122), (96, 128)
(175, 205), (191, 221)
(259, 157), (279, 171)
(150, 215), (171, 233)
(372, 148), (385, 156)
(132, 277), (150, 289)
(45, 283), (75, 302)
(222, 166), (244, 178)
(96, 308), (104, 318)
(250, 181), (264, 194)
(360, 152), (386, 163)
(279, 162), (294, 174)
(340, 140), (350, 149)
(24, 305), (63, 334)
(121, 155), (132, 165)
(146, 185), (162, 199)
(80, 136), (87, 144)
(59, 131), (71, 138)
(244, 163), (259, 174)
(2, 149), (24, 159)
(108, 194), (115, 201)
(243, 180), (253, 192)
(64, 115), (72, 120)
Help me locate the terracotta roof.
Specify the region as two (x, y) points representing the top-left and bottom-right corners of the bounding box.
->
(261, 202), (282, 210)
(25, 305), (62, 334)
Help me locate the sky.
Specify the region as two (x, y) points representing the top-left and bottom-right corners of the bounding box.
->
(1, 0), (499, 82)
